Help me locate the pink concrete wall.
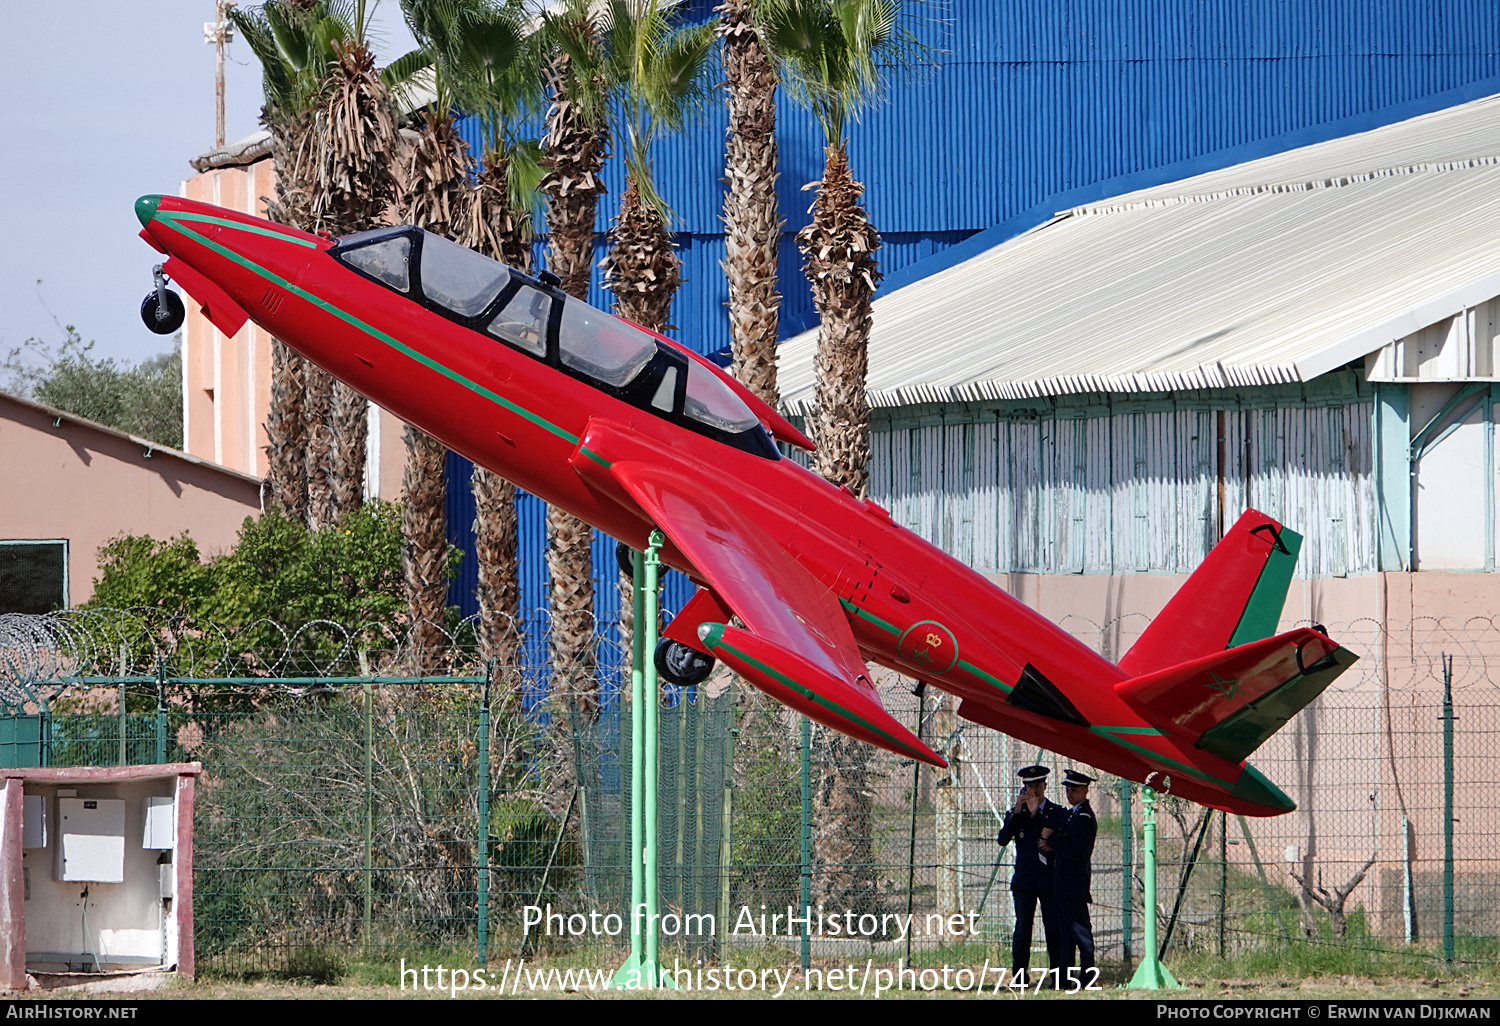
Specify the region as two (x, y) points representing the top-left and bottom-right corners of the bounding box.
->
(0, 393), (261, 605)
(978, 568), (1500, 942)
(180, 161), (407, 501)
(182, 164), (276, 479)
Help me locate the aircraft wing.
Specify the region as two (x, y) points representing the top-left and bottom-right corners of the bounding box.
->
(608, 460), (943, 767)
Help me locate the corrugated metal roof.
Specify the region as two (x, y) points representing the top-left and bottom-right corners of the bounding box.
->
(778, 91), (1500, 410)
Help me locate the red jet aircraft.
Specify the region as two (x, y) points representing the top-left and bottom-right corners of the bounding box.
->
(135, 194), (1357, 816)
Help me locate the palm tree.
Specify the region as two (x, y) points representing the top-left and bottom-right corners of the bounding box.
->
(408, 0), (545, 679)
(391, 0), (494, 673)
(393, 102), (470, 672)
(307, 7), (407, 529)
(537, 1), (614, 712)
(230, 0), (352, 523)
(759, 0), (924, 911)
(595, 0), (716, 332)
(718, 0), (784, 406)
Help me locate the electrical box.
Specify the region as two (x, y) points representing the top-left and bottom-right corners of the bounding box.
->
(23, 795), (46, 849)
(158, 863), (175, 900)
(56, 798), (126, 883)
(142, 797), (175, 850)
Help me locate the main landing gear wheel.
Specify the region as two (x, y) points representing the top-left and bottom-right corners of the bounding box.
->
(655, 637), (714, 687)
(140, 288), (185, 334)
(615, 540), (635, 578)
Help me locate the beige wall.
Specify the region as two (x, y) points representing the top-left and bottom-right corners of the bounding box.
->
(0, 394), (261, 605)
(180, 161), (407, 500)
(961, 568), (1500, 943)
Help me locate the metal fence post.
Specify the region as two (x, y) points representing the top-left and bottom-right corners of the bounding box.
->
(1217, 810), (1227, 958)
(800, 714), (811, 973)
(1120, 778), (1133, 967)
(1443, 653), (1455, 964)
(117, 678), (127, 767)
(155, 663), (167, 765)
(906, 685), (925, 968)
(478, 664), (491, 968)
(363, 675), (374, 952)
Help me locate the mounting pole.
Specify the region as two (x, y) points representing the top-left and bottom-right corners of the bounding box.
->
(613, 532), (676, 989)
(1126, 787), (1182, 989)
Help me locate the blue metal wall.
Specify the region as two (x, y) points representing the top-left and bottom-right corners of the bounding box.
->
(444, 0), (1500, 658)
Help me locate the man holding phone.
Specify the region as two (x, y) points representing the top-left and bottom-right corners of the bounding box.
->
(996, 764), (1063, 984)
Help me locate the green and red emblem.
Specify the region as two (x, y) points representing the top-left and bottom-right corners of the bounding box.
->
(897, 620), (959, 673)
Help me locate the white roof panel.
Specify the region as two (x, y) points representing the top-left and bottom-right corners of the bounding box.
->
(777, 92), (1500, 410)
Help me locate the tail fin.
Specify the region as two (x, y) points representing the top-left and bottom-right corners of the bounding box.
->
(1118, 509), (1301, 677)
(1116, 627), (1358, 763)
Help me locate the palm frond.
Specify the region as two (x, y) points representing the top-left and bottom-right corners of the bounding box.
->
(759, 0), (934, 149)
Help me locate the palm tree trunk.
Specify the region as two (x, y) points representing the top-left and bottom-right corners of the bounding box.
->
(540, 58), (609, 713)
(802, 147), (880, 498)
(472, 468), (523, 680)
(402, 424), (449, 673)
(303, 364), (336, 530)
(800, 143), (883, 911)
(262, 106), (319, 522)
(718, 0), (783, 406)
(395, 111), (473, 675)
(308, 38), (403, 525)
(464, 156), (530, 685)
(265, 337), (309, 520)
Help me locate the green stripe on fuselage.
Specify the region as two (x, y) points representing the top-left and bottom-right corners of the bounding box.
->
(153, 213), (608, 467)
(1088, 724), (1233, 789)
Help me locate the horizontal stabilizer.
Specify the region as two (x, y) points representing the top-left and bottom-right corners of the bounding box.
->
(1116, 628), (1358, 763)
(699, 623), (945, 768)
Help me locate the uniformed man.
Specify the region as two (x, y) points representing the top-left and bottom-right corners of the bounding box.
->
(1043, 768), (1098, 977)
(996, 764), (1064, 983)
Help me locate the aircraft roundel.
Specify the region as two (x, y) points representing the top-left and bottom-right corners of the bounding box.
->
(897, 620), (959, 674)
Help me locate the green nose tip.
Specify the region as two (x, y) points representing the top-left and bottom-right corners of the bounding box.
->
(135, 195), (161, 228)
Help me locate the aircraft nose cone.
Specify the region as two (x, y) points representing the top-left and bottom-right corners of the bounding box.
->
(135, 194), (161, 228)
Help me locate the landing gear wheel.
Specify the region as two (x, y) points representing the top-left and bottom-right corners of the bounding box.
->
(140, 288), (185, 334)
(615, 540), (635, 578)
(654, 637), (714, 687)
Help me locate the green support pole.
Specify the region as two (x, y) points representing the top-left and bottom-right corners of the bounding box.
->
(1126, 787), (1182, 989)
(800, 714), (812, 972)
(1120, 779), (1134, 968)
(1442, 654), (1455, 964)
(615, 548), (647, 987)
(477, 665), (491, 968)
(614, 533), (676, 989)
(645, 531), (675, 987)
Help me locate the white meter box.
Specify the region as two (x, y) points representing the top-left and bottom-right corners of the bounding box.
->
(56, 797), (126, 882)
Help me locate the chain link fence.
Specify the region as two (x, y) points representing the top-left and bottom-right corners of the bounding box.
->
(2, 608), (1496, 979)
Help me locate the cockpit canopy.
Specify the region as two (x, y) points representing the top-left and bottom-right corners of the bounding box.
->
(332, 226), (775, 458)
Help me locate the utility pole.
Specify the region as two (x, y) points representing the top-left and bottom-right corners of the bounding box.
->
(205, 0), (237, 148)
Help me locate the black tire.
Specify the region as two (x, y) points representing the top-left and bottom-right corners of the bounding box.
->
(654, 637), (714, 687)
(140, 289), (185, 334)
(615, 540), (636, 578)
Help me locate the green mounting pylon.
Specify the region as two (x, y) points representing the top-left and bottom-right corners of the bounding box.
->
(1127, 786), (1183, 990)
(612, 531), (677, 990)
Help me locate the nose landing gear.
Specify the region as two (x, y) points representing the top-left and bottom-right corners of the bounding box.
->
(140, 265), (184, 334)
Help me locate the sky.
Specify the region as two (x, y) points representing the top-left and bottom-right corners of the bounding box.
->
(0, 1), (418, 368)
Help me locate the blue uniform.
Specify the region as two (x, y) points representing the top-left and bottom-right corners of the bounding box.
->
(1052, 798), (1097, 971)
(997, 797), (1063, 974)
